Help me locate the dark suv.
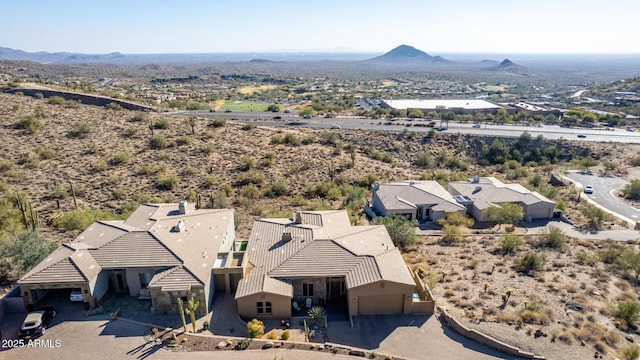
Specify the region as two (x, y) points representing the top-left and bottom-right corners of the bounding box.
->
(19, 307), (56, 339)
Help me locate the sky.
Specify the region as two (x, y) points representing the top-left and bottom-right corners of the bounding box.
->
(1, 0), (639, 55)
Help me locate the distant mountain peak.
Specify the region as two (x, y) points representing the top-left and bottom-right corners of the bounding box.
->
(500, 59), (514, 67)
(365, 44), (449, 65)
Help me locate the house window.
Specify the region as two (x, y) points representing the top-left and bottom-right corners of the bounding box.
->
(257, 301), (272, 314)
(139, 273), (151, 288)
(303, 283), (314, 297)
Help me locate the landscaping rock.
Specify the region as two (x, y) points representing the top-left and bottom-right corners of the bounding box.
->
(262, 341), (274, 349)
(348, 350), (366, 357)
(216, 341), (227, 349)
(626, 334), (634, 342)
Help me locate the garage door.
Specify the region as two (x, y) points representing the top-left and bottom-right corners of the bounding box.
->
(358, 295), (404, 315)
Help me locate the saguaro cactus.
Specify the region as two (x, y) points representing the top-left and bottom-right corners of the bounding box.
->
(184, 296), (200, 333)
(177, 298), (187, 332)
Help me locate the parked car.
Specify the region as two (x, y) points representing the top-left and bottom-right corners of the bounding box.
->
(577, 134), (586, 138)
(302, 114), (311, 119)
(224, 108), (232, 113)
(272, 116), (282, 120)
(584, 185), (593, 194)
(70, 288), (83, 302)
(19, 307), (56, 339)
(330, 124), (341, 129)
(283, 109), (291, 113)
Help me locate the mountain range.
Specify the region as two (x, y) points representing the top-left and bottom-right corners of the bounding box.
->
(364, 45), (450, 64)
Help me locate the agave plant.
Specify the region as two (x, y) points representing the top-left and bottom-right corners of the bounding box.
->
(307, 305), (326, 327)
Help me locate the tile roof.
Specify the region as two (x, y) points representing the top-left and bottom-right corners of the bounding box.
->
(18, 203), (234, 288)
(149, 266), (202, 291)
(235, 211), (414, 299)
(449, 177), (554, 210)
(374, 181), (466, 213)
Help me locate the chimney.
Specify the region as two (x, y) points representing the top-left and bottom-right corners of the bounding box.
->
(178, 200), (189, 215)
(172, 219), (186, 232)
(294, 211), (303, 224)
(282, 229), (292, 242)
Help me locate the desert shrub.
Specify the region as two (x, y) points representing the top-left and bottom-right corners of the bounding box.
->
(616, 301), (640, 328)
(440, 224), (462, 245)
(241, 123), (256, 130)
(519, 310), (547, 325)
(237, 171), (265, 186)
(47, 95), (65, 105)
(154, 118), (170, 129)
(51, 184), (68, 199)
(209, 118), (226, 128)
(69, 122), (90, 138)
(265, 331), (277, 340)
(157, 175), (179, 190)
(92, 159), (107, 173)
(53, 209), (119, 231)
(0, 158), (14, 172)
(150, 135), (169, 149)
(34, 146), (55, 160)
(33, 105), (46, 118)
(247, 319), (264, 338)
(500, 234), (524, 254)
(600, 240), (624, 264)
(284, 133), (301, 146)
(265, 179), (290, 197)
(271, 134), (285, 144)
(0, 231), (57, 279)
(203, 174), (217, 189)
(261, 151), (276, 167)
(291, 195), (308, 206)
(130, 112), (147, 122)
(537, 226), (566, 249)
(235, 338), (250, 350)
(175, 137), (190, 146)
(210, 190), (230, 209)
(239, 184), (261, 199)
(302, 134), (317, 144)
(106, 102), (122, 110)
(110, 151), (130, 165)
(515, 252), (545, 274)
(18, 115), (43, 133)
(280, 330), (290, 340)
(371, 215), (417, 249)
(437, 213), (473, 227)
(355, 173), (379, 187)
(620, 344), (640, 360)
(415, 151), (434, 168)
(22, 152), (39, 168)
(240, 155), (256, 171)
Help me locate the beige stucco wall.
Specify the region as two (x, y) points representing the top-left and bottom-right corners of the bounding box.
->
(347, 281), (414, 316)
(523, 202), (554, 221)
(237, 293), (292, 320)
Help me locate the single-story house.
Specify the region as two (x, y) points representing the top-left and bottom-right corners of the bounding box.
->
(370, 181), (467, 222)
(448, 177), (555, 222)
(18, 201), (235, 315)
(235, 211), (418, 320)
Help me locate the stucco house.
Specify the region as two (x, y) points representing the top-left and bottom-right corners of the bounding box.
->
(235, 210), (420, 320)
(370, 181), (467, 222)
(448, 177), (555, 222)
(18, 201), (235, 315)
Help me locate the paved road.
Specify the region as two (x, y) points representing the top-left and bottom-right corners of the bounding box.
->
(179, 111), (640, 143)
(564, 171), (640, 222)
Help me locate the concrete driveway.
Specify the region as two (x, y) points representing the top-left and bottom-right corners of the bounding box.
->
(328, 314), (525, 360)
(564, 171), (640, 223)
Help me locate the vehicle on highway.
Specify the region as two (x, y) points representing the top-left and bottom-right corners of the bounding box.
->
(584, 185), (593, 194)
(435, 127), (448, 131)
(70, 288), (83, 301)
(302, 114), (311, 119)
(577, 134), (586, 138)
(272, 116), (282, 120)
(330, 124), (341, 129)
(426, 121), (436, 127)
(283, 109), (291, 113)
(627, 127), (635, 132)
(225, 108), (232, 113)
(472, 123), (481, 128)
(272, 108), (279, 112)
(19, 307), (56, 339)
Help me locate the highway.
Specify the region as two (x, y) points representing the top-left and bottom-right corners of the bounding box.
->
(179, 110), (640, 143)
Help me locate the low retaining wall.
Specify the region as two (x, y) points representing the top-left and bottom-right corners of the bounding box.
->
(6, 88), (155, 112)
(438, 307), (545, 360)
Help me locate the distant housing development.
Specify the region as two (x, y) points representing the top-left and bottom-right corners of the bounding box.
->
(380, 99), (507, 114)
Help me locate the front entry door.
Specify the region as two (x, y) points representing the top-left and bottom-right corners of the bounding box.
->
(330, 280), (342, 303)
(113, 271), (127, 293)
